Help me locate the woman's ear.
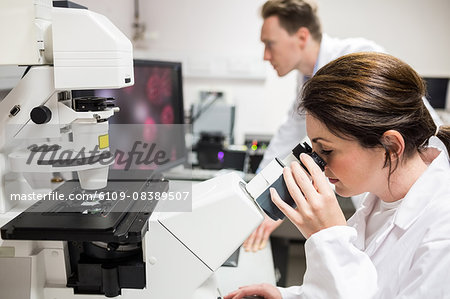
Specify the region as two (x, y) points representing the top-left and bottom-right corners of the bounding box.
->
(381, 130), (405, 160)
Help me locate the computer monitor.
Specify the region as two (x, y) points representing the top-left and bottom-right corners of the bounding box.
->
(72, 59), (187, 174)
(423, 77), (449, 109)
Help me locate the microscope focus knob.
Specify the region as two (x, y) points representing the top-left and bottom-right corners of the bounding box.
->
(30, 106), (52, 124)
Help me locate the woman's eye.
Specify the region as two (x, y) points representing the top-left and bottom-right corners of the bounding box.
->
(320, 150), (333, 156)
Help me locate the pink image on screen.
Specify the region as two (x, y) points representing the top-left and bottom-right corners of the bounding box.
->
(146, 69), (172, 105)
(160, 105), (174, 124)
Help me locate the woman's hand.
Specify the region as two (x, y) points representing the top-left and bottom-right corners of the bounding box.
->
(270, 153), (346, 239)
(243, 215), (283, 252)
(224, 283), (282, 299)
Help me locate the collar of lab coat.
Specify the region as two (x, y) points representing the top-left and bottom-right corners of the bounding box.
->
(314, 33), (332, 75)
(296, 34), (333, 85)
(348, 146), (449, 249)
(394, 148), (449, 230)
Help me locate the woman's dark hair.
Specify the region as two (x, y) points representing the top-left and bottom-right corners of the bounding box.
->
(300, 52), (450, 181)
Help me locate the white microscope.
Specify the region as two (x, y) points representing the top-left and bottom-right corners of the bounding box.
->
(0, 1), (265, 298)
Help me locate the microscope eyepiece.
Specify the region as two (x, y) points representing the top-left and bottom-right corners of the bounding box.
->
(252, 141), (328, 221)
(292, 142), (326, 173)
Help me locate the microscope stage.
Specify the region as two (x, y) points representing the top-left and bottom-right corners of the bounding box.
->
(1, 179), (168, 243)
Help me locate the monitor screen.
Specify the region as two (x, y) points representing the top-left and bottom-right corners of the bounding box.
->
(72, 59), (187, 174)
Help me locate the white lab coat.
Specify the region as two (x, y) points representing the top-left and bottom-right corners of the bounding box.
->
(258, 34), (442, 170)
(278, 145), (450, 298)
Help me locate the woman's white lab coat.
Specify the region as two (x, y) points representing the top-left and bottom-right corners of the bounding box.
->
(279, 147), (450, 298)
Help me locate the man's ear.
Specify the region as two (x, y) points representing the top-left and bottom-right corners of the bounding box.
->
(381, 130), (405, 160)
(296, 27), (310, 48)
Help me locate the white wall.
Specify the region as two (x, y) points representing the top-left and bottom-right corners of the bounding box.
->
(317, 0), (450, 77)
(135, 0), (285, 144)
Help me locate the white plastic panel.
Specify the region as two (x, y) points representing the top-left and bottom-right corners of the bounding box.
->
(158, 172), (264, 271)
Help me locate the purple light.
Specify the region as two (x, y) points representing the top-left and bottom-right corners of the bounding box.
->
(218, 151), (225, 161)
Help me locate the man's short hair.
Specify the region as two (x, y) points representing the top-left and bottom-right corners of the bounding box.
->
(261, 0), (322, 42)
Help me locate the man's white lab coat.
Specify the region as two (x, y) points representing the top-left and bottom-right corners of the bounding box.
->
(279, 145), (450, 298)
